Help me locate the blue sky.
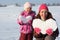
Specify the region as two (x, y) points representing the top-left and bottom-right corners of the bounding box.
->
(0, 0), (60, 5)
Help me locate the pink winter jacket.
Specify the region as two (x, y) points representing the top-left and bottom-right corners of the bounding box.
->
(17, 11), (35, 34)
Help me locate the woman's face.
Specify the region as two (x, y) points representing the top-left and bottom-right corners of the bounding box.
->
(39, 9), (48, 20)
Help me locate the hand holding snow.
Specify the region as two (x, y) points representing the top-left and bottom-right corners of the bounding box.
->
(34, 28), (41, 34)
(32, 18), (57, 34)
(19, 15), (32, 23)
(46, 28), (53, 35)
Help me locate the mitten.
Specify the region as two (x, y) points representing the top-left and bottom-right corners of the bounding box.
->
(34, 28), (41, 34)
(46, 28), (53, 36)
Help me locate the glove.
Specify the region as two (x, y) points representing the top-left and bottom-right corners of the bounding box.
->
(34, 28), (41, 34)
(46, 28), (53, 36)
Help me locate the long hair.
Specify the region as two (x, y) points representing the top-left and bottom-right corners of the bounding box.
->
(36, 12), (55, 21)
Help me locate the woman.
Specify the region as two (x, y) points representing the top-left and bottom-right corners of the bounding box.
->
(32, 4), (59, 40)
(17, 2), (36, 40)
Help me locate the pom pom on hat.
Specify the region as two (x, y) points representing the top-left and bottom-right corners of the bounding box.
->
(39, 4), (48, 12)
(24, 2), (32, 10)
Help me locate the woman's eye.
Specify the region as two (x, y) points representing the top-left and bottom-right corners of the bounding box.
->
(43, 11), (47, 14)
(41, 11), (44, 13)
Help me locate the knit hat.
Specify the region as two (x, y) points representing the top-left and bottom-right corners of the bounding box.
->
(24, 2), (32, 10)
(39, 4), (48, 12)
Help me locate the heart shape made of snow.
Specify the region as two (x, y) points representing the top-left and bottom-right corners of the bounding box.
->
(19, 15), (32, 23)
(32, 18), (57, 34)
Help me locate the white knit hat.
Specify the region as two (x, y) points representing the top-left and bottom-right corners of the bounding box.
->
(24, 2), (32, 10)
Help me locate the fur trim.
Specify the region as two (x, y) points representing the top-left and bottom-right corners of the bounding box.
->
(32, 18), (57, 34)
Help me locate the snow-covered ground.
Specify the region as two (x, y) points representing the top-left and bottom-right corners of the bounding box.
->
(0, 6), (60, 40)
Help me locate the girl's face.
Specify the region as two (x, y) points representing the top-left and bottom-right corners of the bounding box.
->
(25, 7), (32, 13)
(39, 9), (48, 21)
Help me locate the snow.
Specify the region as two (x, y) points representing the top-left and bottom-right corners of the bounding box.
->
(0, 6), (60, 40)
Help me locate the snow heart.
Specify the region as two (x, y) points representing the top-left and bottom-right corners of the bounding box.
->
(32, 18), (57, 34)
(19, 15), (32, 23)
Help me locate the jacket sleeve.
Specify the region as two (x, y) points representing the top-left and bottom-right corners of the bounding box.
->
(51, 28), (59, 39)
(17, 15), (23, 25)
(17, 12), (24, 25)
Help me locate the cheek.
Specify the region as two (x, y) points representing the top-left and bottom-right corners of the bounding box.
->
(27, 9), (30, 12)
(27, 8), (31, 12)
(25, 9), (28, 12)
(25, 9), (29, 11)
(46, 13), (48, 16)
(44, 13), (48, 17)
(40, 13), (48, 18)
(40, 13), (43, 17)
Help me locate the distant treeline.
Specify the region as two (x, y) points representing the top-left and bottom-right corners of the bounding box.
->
(46, 3), (60, 6)
(0, 4), (7, 7)
(0, 3), (21, 7)
(0, 3), (60, 7)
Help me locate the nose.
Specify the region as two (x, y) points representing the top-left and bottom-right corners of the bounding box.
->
(43, 12), (46, 16)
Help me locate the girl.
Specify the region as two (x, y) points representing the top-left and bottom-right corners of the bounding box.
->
(32, 4), (59, 40)
(17, 2), (36, 40)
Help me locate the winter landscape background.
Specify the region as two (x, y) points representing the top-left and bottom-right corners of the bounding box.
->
(0, 5), (60, 40)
